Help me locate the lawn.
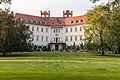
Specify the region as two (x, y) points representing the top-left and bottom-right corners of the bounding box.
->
(0, 52), (120, 80)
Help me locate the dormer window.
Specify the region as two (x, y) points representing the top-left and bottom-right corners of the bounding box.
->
(80, 20), (83, 22)
(28, 20), (31, 23)
(33, 20), (37, 23)
(24, 19), (27, 22)
(71, 21), (74, 24)
(38, 21), (40, 24)
(76, 20), (79, 23)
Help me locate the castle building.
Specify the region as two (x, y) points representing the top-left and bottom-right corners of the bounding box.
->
(15, 10), (87, 51)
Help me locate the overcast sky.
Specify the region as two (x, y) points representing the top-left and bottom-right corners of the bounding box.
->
(9, 0), (108, 17)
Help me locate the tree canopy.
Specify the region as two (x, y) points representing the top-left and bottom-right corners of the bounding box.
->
(0, 10), (33, 56)
(0, 0), (11, 4)
(85, 0), (120, 54)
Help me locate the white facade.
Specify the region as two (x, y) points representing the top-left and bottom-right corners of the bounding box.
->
(15, 10), (87, 51)
(29, 24), (87, 51)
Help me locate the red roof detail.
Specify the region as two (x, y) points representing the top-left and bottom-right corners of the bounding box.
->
(15, 13), (86, 27)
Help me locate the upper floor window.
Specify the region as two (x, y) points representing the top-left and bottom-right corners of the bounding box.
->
(32, 27), (34, 31)
(70, 36), (73, 41)
(37, 27), (39, 31)
(66, 28), (68, 32)
(75, 35), (77, 41)
(54, 29), (60, 33)
(41, 36), (44, 41)
(80, 35), (82, 40)
(75, 27), (77, 32)
(70, 28), (72, 32)
(66, 36), (68, 41)
(80, 27), (82, 31)
(36, 35), (39, 41)
(56, 29), (60, 33)
(54, 29), (56, 33)
(41, 28), (43, 32)
(46, 28), (48, 32)
(46, 36), (48, 41)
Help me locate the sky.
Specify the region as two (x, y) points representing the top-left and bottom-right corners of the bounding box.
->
(4, 0), (109, 17)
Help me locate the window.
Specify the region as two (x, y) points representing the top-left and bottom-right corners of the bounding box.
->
(75, 35), (77, 41)
(80, 27), (82, 31)
(75, 27), (77, 32)
(54, 29), (56, 33)
(56, 29), (60, 33)
(33, 20), (37, 23)
(37, 27), (39, 31)
(41, 36), (44, 41)
(80, 35), (82, 40)
(38, 21), (40, 24)
(41, 28), (43, 32)
(66, 28), (68, 32)
(36, 35), (39, 41)
(46, 28), (48, 32)
(71, 21), (74, 24)
(80, 20), (83, 22)
(25, 19), (27, 22)
(58, 29), (60, 33)
(76, 20), (79, 23)
(70, 36), (73, 41)
(70, 28), (72, 32)
(46, 36), (48, 41)
(66, 36), (68, 41)
(56, 29), (58, 33)
(32, 27), (34, 31)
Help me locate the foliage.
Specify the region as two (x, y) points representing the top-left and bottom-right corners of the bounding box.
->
(85, 5), (109, 55)
(0, 10), (33, 56)
(0, 0), (11, 4)
(86, 0), (120, 54)
(107, 5), (120, 53)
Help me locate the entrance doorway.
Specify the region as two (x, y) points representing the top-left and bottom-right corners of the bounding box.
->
(55, 44), (59, 50)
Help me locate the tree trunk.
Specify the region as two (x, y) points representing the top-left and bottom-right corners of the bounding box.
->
(100, 28), (104, 55)
(100, 17), (105, 55)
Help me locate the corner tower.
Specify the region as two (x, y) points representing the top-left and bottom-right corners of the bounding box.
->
(40, 11), (50, 17)
(63, 10), (73, 17)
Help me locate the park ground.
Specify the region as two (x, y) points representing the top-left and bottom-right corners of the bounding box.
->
(0, 52), (120, 80)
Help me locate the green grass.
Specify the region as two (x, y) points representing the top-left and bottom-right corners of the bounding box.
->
(0, 52), (120, 80)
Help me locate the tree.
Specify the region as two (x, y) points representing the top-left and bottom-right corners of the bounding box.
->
(0, 0), (11, 4)
(107, 5), (120, 53)
(85, 5), (109, 55)
(89, 0), (120, 54)
(0, 10), (33, 56)
(90, 0), (119, 6)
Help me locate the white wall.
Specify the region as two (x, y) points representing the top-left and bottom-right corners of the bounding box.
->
(28, 24), (87, 47)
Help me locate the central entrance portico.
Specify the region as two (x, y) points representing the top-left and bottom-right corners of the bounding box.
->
(49, 43), (65, 51)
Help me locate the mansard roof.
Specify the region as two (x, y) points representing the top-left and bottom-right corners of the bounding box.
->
(15, 13), (86, 27)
